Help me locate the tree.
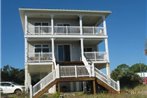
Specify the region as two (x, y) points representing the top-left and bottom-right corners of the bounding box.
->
(111, 64), (130, 80)
(111, 64), (142, 89)
(1, 65), (24, 85)
(130, 63), (147, 73)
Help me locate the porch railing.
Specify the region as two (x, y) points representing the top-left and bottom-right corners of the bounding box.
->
(95, 68), (120, 91)
(28, 26), (52, 35)
(60, 66), (90, 77)
(27, 26), (104, 36)
(32, 70), (56, 96)
(27, 52), (52, 63)
(54, 26), (80, 35)
(84, 52), (107, 61)
(83, 27), (104, 35)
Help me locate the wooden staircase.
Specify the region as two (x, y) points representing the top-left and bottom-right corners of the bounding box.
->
(96, 78), (119, 93)
(31, 65), (120, 98)
(33, 79), (58, 98)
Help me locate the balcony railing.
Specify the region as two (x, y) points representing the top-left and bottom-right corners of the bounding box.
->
(60, 66), (90, 77)
(27, 52), (52, 63)
(27, 26), (105, 36)
(84, 52), (107, 61)
(28, 26), (52, 35)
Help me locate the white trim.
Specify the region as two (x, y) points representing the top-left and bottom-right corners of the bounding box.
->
(57, 44), (72, 62)
(28, 62), (53, 65)
(51, 15), (54, 34)
(103, 16), (109, 62)
(25, 35), (108, 39)
(51, 38), (55, 60)
(79, 15), (83, 35)
(80, 38), (84, 57)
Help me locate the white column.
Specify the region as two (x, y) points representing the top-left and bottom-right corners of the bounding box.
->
(25, 14), (28, 35)
(24, 14), (28, 91)
(29, 85), (32, 98)
(103, 16), (110, 62)
(117, 81), (120, 91)
(79, 15), (83, 35)
(25, 64), (28, 92)
(106, 63), (110, 77)
(51, 38), (55, 60)
(81, 38), (84, 57)
(24, 14), (28, 63)
(28, 73), (31, 86)
(51, 15), (54, 35)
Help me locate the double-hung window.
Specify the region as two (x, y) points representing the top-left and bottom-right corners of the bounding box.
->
(34, 45), (50, 61)
(34, 22), (49, 34)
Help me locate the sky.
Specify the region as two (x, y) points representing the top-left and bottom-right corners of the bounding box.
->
(1, 0), (147, 71)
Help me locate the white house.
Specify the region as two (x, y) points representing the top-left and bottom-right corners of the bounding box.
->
(19, 8), (120, 98)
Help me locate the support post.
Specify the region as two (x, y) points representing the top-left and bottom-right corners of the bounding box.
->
(25, 13), (28, 35)
(92, 64), (95, 77)
(103, 16), (110, 62)
(81, 38), (84, 58)
(117, 81), (120, 92)
(29, 85), (32, 98)
(56, 64), (60, 78)
(51, 15), (54, 35)
(93, 80), (96, 94)
(79, 15), (83, 35)
(106, 63), (110, 78)
(51, 38), (55, 61)
(25, 64), (28, 92)
(57, 82), (60, 92)
(75, 65), (77, 77)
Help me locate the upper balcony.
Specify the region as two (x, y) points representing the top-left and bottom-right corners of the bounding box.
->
(20, 8), (111, 39)
(27, 25), (105, 36)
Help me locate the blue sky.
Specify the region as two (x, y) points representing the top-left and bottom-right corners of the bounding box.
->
(1, 0), (147, 71)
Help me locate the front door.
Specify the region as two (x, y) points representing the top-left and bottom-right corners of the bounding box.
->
(58, 45), (70, 62)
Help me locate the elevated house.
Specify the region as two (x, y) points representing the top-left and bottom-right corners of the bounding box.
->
(19, 8), (120, 98)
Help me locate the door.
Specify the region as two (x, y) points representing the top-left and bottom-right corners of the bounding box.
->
(58, 45), (70, 62)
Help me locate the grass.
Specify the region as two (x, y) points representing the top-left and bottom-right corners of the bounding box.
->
(1, 85), (147, 98)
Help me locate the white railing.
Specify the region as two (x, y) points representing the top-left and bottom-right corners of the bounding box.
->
(84, 52), (107, 61)
(83, 27), (104, 35)
(82, 55), (92, 76)
(32, 70), (56, 96)
(95, 68), (120, 91)
(60, 66), (89, 77)
(28, 52), (52, 63)
(28, 26), (52, 35)
(27, 26), (105, 36)
(54, 26), (80, 35)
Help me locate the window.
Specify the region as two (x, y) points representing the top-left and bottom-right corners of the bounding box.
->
(0, 83), (11, 86)
(35, 44), (50, 53)
(34, 22), (49, 34)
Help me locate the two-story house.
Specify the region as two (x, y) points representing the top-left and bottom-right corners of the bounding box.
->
(19, 8), (120, 98)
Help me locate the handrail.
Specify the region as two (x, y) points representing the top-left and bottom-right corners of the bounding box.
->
(28, 52), (52, 63)
(84, 51), (107, 61)
(27, 26), (105, 36)
(32, 70), (56, 96)
(95, 67), (120, 91)
(82, 55), (92, 76)
(60, 65), (89, 77)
